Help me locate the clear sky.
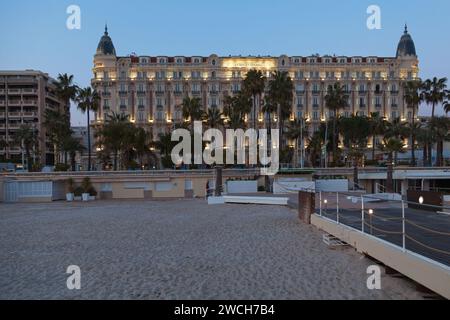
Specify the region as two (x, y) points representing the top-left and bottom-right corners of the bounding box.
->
(1, 0), (449, 125)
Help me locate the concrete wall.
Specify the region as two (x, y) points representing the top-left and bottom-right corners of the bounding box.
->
(226, 180), (258, 194)
(315, 179), (349, 192)
(311, 215), (450, 299)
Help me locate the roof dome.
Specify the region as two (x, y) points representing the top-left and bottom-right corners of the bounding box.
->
(396, 25), (416, 57)
(96, 25), (116, 56)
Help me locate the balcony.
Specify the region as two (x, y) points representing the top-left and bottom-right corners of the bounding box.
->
(209, 90), (219, 95)
(102, 92), (111, 97)
(23, 100), (37, 106)
(136, 90), (146, 96)
(358, 90), (367, 95)
(0, 124), (5, 129)
(359, 104), (367, 109)
(0, 101), (4, 106)
(8, 112), (21, 118)
(155, 90), (165, 95)
(8, 100), (22, 106)
(312, 104), (319, 109)
(312, 90), (320, 95)
(22, 89), (37, 94)
(191, 90), (201, 95)
(118, 91), (128, 96)
(0, 112), (4, 117)
(0, 89), (5, 94)
(22, 112), (37, 117)
(297, 104), (304, 109)
(296, 90), (305, 95)
(375, 104), (382, 109)
(374, 90), (383, 95)
(173, 90), (183, 95)
(8, 89), (21, 94)
(390, 90), (399, 95)
(391, 104), (398, 108)
(8, 123), (21, 129)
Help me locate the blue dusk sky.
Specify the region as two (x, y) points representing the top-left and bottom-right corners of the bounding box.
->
(0, 0), (449, 125)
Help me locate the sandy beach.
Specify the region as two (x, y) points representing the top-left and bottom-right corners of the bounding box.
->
(0, 199), (424, 300)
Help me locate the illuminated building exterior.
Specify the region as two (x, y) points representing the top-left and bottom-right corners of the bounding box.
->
(92, 25), (419, 142)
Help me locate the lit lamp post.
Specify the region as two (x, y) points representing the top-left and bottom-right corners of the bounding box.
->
(368, 209), (374, 235)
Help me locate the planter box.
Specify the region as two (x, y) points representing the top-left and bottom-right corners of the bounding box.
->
(82, 193), (90, 202)
(66, 193), (74, 202)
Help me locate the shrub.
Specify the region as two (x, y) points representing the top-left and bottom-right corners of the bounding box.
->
(74, 186), (84, 197)
(55, 163), (70, 172)
(258, 186), (266, 192)
(67, 178), (75, 193)
(81, 177), (97, 196)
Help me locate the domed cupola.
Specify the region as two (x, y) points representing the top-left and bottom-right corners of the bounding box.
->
(396, 25), (417, 58)
(96, 25), (116, 56)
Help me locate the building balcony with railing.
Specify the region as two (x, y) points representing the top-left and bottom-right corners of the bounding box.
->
(118, 90), (128, 96)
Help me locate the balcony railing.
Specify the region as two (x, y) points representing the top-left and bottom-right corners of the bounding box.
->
(358, 90), (367, 95)
(296, 90), (305, 94)
(191, 90), (201, 95)
(8, 112), (21, 117)
(102, 92), (111, 97)
(390, 90), (399, 95)
(8, 100), (21, 106)
(8, 89), (21, 94)
(359, 104), (367, 108)
(375, 104), (382, 109)
(22, 89), (37, 94)
(136, 90), (146, 96)
(374, 91), (383, 95)
(22, 112), (37, 117)
(391, 104), (398, 108)
(312, 104), (319, 109)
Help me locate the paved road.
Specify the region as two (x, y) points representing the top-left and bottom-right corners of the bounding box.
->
(287, 192), (450, 266)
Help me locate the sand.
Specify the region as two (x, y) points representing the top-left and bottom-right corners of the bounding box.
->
(0, 200), (425, 300)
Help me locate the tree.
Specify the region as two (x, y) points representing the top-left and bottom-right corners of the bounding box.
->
(62, 135), (85, 171)
(379, 138), (405, 192)
(242, 69), (266, 131)
(286, 118), (309, 167)
(76, 87), (100, 171)
(324, 83), (349, 165)
(96, 112), (132, 171)
(223, 94), (250, 130)
(181, 97), (203, 131)
(306, 131), (323, 168)
(369, 112), (387, 162)
(54, 73), (78, 122)
(403, 80), (424, 166)
(203, 107), (224, 129)
(43, 109), (71, 165)
(423, 77), (448, 119)
(14, 124), (37, 171)
(340, 116), (370, 187)
(416, 125), (433, 167)
(429, 117), (450, 166)
(267, 71), (294, 148)
(155, 132), (177, 169)
(133, 127), (155, 169)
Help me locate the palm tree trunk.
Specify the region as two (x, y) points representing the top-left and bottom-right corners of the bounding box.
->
(423, 143), (428, 167)
(372, 136), (376, 161)
(386, 154), (394, 193)
(87, 107), (91, 171)
(113, 151), (118, 171)
(333, 117), (337, 165)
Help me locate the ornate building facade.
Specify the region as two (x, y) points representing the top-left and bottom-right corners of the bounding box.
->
(92, 25), (419, 142)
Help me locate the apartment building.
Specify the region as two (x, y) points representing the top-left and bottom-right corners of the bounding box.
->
(0, 70), (65, 166)
(91, 25), (419, 141)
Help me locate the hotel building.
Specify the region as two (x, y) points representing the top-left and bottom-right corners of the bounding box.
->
(92, 25), (419, 142)
(0, 70), (66, 166)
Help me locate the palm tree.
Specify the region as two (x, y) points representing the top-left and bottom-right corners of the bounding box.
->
(385, 117), (408, 140)
(403, 80), (424, 166)
(429, 117), (450, 166)
(43, 109), (71, 165)
(96, 112), (131, 170)
(267, 71), (294, 148)
(155, 132), (177, 169)
(380, 138), (405, 192)
(416, 125), (433, 166)
(340, 115), (370, 187)
(369, 112), (387, 162)
(62, 135), (85, 171)
(181, 97), (203, 131)
(423, 77), (447, 119)
(306, 131), (323, 168)
(14, 124), (37, 171)
(324, 83), (349, 165)
(203, 107), (224, 129)
(223, 94), (250, 130)
(286, 118), (309, 167)
(54, 73), (78, 122)
(242, 69), (266, 131)
(76, 87), (100, 171)
(0, 138), (7, 161)
(133, 127), (154, 169)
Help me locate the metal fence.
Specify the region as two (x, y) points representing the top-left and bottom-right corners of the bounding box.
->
(317, 191), (450, 267)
